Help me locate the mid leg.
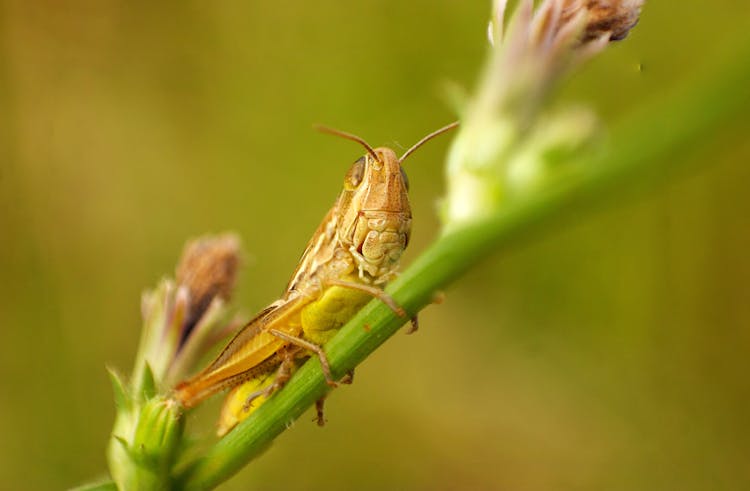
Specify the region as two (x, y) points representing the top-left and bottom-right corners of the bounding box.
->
(269, 329), (339, 387)
(314, 397), (327, 426)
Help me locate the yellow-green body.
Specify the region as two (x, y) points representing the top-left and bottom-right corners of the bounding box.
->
(217, 283), (372, 434)
(217, 371), (276, 436)
(300, 283), (372, 345)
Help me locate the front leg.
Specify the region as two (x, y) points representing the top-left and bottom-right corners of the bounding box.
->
(348, 245), (368, 280)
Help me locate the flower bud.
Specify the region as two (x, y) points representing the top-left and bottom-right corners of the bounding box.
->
(108, 396), (184, 490)
(443, 0), (643, 230)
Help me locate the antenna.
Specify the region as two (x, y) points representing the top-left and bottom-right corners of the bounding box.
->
(315, 125), (380, 163)
(399, 121), (459, 163)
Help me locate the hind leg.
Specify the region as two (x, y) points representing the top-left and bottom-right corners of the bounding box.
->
(241, 350), (298, 411)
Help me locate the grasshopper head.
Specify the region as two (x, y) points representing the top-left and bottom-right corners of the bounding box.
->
(344, 148), (410, 214)
(336, 148), (411, 280)
(318, 123), (457, 280)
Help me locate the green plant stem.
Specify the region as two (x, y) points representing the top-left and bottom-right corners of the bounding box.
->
(175, 39), (750, 491)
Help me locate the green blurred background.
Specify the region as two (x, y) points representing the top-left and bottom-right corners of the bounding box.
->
(2, 1), (749, 490)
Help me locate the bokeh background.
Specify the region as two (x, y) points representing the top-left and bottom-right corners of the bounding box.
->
(2, 1), (749, 490)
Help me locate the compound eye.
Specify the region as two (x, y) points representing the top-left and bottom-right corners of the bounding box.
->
(400, 166), (410, 191)
(344, 157), (366, 190)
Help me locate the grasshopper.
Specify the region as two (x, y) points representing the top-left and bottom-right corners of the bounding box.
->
(174, 122), (457, 432)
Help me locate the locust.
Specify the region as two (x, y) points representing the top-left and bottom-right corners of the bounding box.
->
(173, 122), (458, 433)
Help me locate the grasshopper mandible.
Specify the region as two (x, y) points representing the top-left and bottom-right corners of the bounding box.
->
(174, 122), (458, 432)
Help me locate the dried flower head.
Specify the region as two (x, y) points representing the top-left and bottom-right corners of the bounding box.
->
(129, 233), (243, 392)
(568, 0), (644, 42)
(176, 234), (241, 337)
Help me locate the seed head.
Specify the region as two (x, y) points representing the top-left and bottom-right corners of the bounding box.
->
(569, 0), (645, 42)
(176, 233), (241, 334)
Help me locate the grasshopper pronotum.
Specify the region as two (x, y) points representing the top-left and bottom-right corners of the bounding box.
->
(174, 122), (457, 433)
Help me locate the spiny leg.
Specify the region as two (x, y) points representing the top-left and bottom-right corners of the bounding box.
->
(323, 278), (407, 318)
(241, 352), (296, 412)
(269, 329), (338, 387)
